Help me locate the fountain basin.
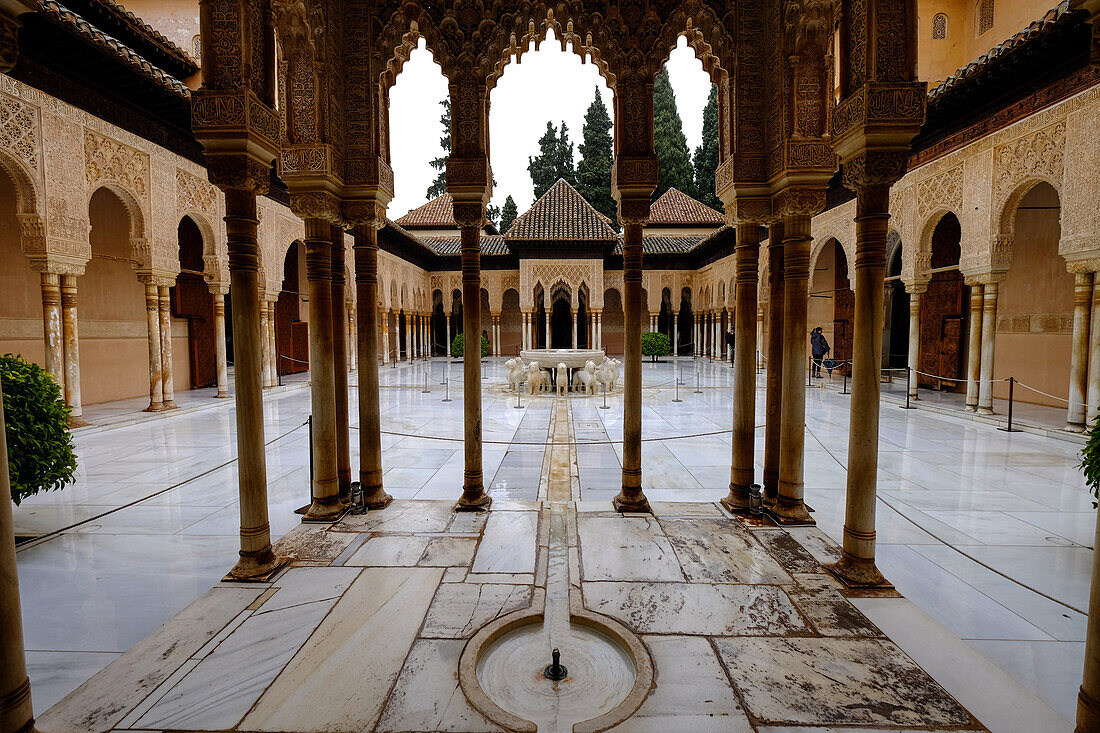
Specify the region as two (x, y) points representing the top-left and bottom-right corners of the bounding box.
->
(520, 349), (606, 369)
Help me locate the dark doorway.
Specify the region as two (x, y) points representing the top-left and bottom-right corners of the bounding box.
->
(550, 296), (571, 348)
(173, 217), (216, 388)
(887, 243), (909, 369)
(919, 213), (966, 391)
(277, 242), (309, 374)
(832, 244), (853, 375)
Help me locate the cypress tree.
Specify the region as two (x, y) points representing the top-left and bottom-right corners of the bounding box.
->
(528, 121), (561, 199)
(653, 67), (695, 200)
(557, 122), (576, 186)
(500, 195), (518, 233)
(576, 89), (616, 222)
(693, 84), (721, 210)
(426, 98), (451, 200)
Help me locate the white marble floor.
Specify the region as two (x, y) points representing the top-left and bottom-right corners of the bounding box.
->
(13, 356), (1091, 726)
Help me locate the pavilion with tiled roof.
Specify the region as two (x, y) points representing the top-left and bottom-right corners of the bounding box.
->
(646, 187), (726, 227)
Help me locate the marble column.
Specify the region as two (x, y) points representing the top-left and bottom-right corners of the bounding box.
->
(520, 311), (527, 350)
(142, 281), (164, 411)
(977, 279), (1001, 414)
(493, 314), (501, 355)
(964, 279), (983, 411)
(330, 227), (351, 498)
(223, 189), (279, 579)
(424, 314), (431, 357)
(267, 300), (278, 388)
(60, 274), (85, 427)
(1068, 272), (1093, 431)
(827, 184), (893, 585)
(756, 306), (764, 369)
(763, 223), (785, 504)
(672, 311), (678, 356)
(1088, 278), (1100, 423)
(0, 378), (36, 733)
(445, 309), (452, 357)
(596, 310), (602, 349)
(572, 309), (578, 348)
(159, 284), (178, 409)
(213, 290), (230, 398)
(259, 298), (271, 388)
(347, 307), (356, 371)
(303, 219), (341, 521)
(40, 272), (65, 391)
(380, 308), (388, 363)
(456, 206), (490, 511)
(693, 317), (699, 356)
(906, 285), (924, 400)
(614, 217), (651, 513)
(723, 223), (761, 513)
(352, 224), (392, 509)
(545, 302), (551, 348)
(1077, 503), (1100, 733)
(774, 215), (813, 525)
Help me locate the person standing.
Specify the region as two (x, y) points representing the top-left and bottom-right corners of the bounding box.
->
(810, 326), (830, 379)
(725, 327), (735, 368)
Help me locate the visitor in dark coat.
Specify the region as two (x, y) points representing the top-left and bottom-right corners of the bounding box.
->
(725, 328), (735, 367)
(810, 327), (830, 378)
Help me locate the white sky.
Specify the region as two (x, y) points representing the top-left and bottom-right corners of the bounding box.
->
(387, 34), (713, 219)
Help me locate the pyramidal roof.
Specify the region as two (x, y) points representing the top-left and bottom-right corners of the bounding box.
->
(648, 188), (726, 226)
(395, 193), (455, 228)
(506, 179), (618, 241)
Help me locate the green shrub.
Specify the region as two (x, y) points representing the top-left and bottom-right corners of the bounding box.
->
(641, 332), (671, 360)
(1, 354), (77, 505)
(1081, 414), (1100, 509)
(451, 333), (491, 359)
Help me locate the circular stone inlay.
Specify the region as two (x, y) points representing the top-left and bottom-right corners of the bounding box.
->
(476, 622), (636, 730)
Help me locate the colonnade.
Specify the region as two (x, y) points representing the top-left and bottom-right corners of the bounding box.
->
(519, 306), (603, 351)
(37, 270), (86, 427)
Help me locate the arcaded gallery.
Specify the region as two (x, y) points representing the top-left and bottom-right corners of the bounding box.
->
(2, 0), (1100, 731)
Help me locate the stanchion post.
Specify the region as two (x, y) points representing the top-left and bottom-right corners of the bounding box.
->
(442, 374), (452, 403)
(694, 368), (702, 395)
(422, 370), (430, 394)
(600, 382), (609, 410)
(1000, 377), (1017, 433)
(841, 368), (848, 395)
(514, 387), (523, 409)
(807, 356), (812, 387)
(901, 367), (913, 409)
(673, 374), (682, 403)
(308, 414), (314, 486)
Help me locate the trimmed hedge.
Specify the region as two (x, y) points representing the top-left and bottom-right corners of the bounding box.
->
(1, 354), (77, 505)
(451, 333), (491, 358)
(641, 332), (671, 360)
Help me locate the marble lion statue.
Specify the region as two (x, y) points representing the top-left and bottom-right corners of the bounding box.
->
(505, 357), (527, 393)
(572, 360), (597, 395)
(527, 361), (550, 395)
(596, 358), (621, 392)
(556, 363), (568, 396)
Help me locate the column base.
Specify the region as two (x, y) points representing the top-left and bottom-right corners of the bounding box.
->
(1077, 685), (1100, 733)
(720, 483), (752, 514)
(144, 402), (165, 412)
(163, 401), (179, 410)
(768, 497), (815, 526)
(302, 495), (347, 523)
(963, 403), (977, 412)
(215, 391), (231, 399)
(224, 547), (287, 582)
(825, 553), (893, 589)
(363, 485), (394, 510)
(1065, 422), (1087, 433)
(976, 406), (995, 415)
(67, 415), (88, 428)
(455, 490), (492, 512)
(613, 489), (651, 513)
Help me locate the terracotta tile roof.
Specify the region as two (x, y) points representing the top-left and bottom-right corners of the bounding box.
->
(611, 227), (731, 256)
(421, 235), (509, 256)
(929, 1), (1079, 102)
(93, 0), (198, 73)
(648, 188), (725, 226)
(506, 179), (618, 241)
(40, 0), (191, 99)
(395, 193), (456, 228)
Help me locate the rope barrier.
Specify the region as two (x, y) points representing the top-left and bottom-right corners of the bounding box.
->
(1013, 380), (1085, 408)
(352, 423), (766, 446)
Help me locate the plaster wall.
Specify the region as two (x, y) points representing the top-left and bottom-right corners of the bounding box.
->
(809, 241), (838, 358)
(122, 0), (201, 73)
(0, 174), (44, 364)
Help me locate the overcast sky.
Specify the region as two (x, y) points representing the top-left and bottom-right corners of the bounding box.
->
(387, 33), (713, 219)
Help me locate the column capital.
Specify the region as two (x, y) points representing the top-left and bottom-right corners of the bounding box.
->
(903, 280), (928, 295)
(963, 271), (1006, 286)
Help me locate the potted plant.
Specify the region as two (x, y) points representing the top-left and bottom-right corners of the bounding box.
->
(451, 333), (491, 359)
(1, 354), (77, 505)
(641, 332), (671, 362)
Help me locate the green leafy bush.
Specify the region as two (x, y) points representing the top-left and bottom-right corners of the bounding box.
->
(641, 332), (671, 361)
(1, 354), (77, 505)
(451, 333), (491, 359)
(1081, 414), (1100, 509)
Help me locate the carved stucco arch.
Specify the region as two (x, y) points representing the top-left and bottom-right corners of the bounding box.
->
(995, 177), (1063, 269)
(916, 207), (963, 281)
(809, 234), (856, 288)
(0, 146), (41, 217)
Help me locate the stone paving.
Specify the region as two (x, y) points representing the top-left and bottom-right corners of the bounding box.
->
(13, 357), (1090, 729)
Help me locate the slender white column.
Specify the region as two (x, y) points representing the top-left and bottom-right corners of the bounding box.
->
(1087, 278), (1100, 423)
(41, 272), (65, 391)
(60, 274), (85, 426)
(572, 309), (578, 348)
(142, 281), (163, 411)
(977, 279), (1001, 414)
(906, 285), (924, 399)
(1058, 272), (1088, 425)
(596, 311), (602, 349)
(964, 279), (983, 411)
(159, 284), (177, 408)
(268, 301), (278, 387)
(259, 297), (271, 387)
(213, 290), (230, 398)
(445, 310), (452, 357)
(545, 302), (550, 348)
(672, 311), (678, 356)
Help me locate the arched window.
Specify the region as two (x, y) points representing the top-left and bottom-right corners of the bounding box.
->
(932, 13), (948, 40)
(976, 0), (994, 36)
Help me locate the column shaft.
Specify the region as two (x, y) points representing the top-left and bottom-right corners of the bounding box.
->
(223, 189), (279, 579)
(457, 219), (490, 510)
(445, 311), (452, 357)
(352, 225), (392, 509)
(774, 216), (813, 524)
(143, 282), (164, 411)
(723, 223), (761, 512)
(330, 227), (351, 497)
(159, 285), (177, 408)
(965, 282), (983, 410)
(60, 275), (84, 426)
(0, 378), (36, 733)
(596, 311), (602, 349)
(572, 309), (578, 349)
(259, 299), (271, 388)
(302, 220), (341, 521)
(614, 221), (651, 512)
(672, 311), (679, 356)
(830, 184), (891, 585)
(907, 290), (922, 399)
(1068, 273), (1093, 430)
(977, 281), (1000, 414)
(1089, 279), (1100, 422)
(763, 226), (785, 502)
(213, 292), (230, 398)
(41, 272), (65, 391)
(1077, 504), (1100, 732)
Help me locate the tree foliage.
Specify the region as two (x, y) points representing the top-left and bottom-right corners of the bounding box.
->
(1081, 415), (1100, 508)
(500, 195), (518, 233)
(528, 121), (575, 200)
(1, 354), (77, 505)
(641, 332), (671, 360)
(653, 67), (695, 200)
(693, 84), (721, 210)
(450, 333), (491, 359)
(426, 98), (451, 200)
(576, 89), (617, 223)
